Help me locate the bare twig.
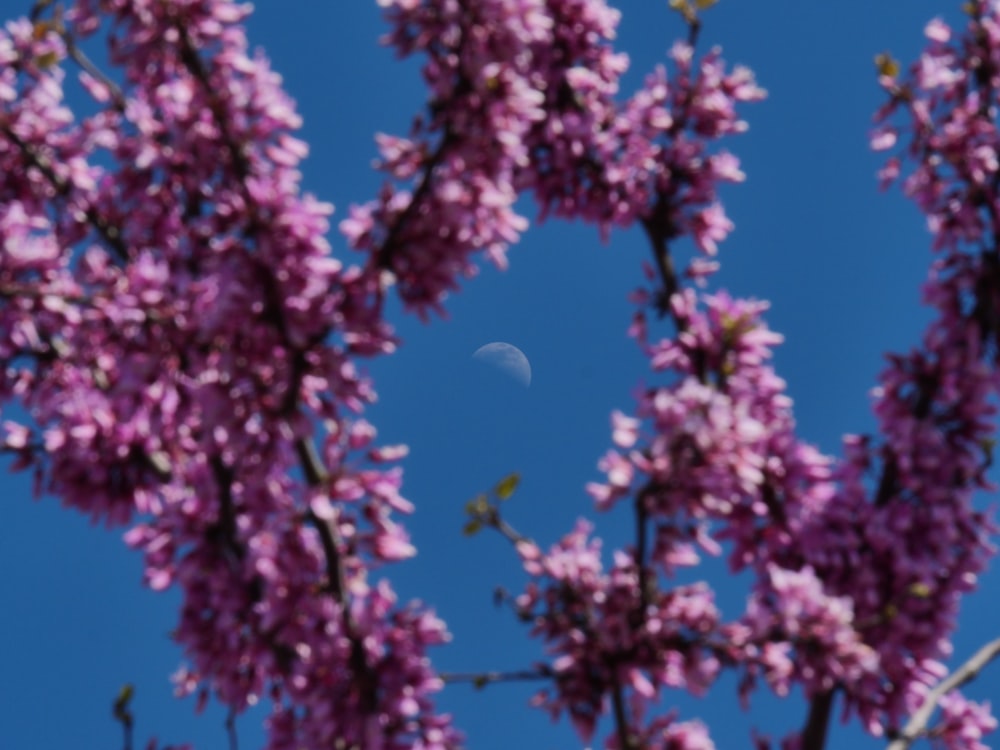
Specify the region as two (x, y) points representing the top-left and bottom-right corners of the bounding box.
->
(440, 668), (551, 687)
(29, 1), (128, 110)
(887, 636), (1000, 750)
(225, 708), (239, 750)
(61, 27), (128, 111)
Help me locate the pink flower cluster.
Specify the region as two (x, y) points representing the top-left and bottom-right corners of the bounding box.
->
(544, 285), (848, 745)
(0, 1), (458, 748)
(515, 520), (723, 742)
(343, 0), (762, 318)
(849, 0), (1000, 732)
(589, 291), (835, 574)
(514, 3), (1000, 749)
(933, 691), (997, 750)
(737, 565), (878, 699)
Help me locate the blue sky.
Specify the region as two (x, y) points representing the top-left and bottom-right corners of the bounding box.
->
(1, 2), (998, 749)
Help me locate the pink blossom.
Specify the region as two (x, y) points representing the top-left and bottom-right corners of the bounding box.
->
(933, 692), (998, 750)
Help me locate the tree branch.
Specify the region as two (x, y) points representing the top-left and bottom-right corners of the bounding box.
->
(610, 675), (638, 750)
(801, 689), (835, 750)
(887, 636), (1000, 750)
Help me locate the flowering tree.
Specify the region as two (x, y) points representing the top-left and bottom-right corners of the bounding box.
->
(1, 1), (999, 749)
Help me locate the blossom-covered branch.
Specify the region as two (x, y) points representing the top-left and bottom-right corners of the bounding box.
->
(2, 1), (999, 750)
(0, 2), (457, 747)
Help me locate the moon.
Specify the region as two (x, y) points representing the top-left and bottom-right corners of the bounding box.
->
(472, 342), (531, 388)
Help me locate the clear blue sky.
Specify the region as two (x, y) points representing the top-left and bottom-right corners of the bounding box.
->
(1, 2), (997, 749)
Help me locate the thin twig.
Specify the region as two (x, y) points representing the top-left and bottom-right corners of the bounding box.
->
(440, 668), (551, 687)
(30, 1), (128, 110)
(887, 636), (1000, 750)
(61, 26), (128, 111)
(225, 708), (239, 750)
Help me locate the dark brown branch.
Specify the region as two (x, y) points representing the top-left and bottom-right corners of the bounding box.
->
(306, 506), (347, 602)
(887, 636), (1000, 750)
(295, 435), (328, 487)
(687, 17), (701, 48)
(801, 689), (835, 750)
(610, 675), (638, 750)
(294, 434), (379, 714)
(374, 130), (455, 274)
(634, 484), (653, 618)
(640, 210), (681, 319)
(640, 203), (708, 383)
(295, 439), (350, 601)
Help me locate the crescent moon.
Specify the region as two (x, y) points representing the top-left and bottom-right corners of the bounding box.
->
(472, 342), (531, 388)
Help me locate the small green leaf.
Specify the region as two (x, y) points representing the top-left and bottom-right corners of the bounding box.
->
(908, 582), (932, 598)
(465, 494), (489, 516)
(113, 683), (134, 724)
(874, 52), (900, 79)
(114, 683), (134, 708)
(462, 519), (482, 537)
(494, 472), (520, 501)
(34, 50), (59, 69)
